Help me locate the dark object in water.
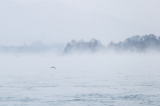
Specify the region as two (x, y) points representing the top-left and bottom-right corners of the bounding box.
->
(51, 66), (56, 69)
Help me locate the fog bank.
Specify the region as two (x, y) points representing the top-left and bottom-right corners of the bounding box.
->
(0, 34), (160, 54)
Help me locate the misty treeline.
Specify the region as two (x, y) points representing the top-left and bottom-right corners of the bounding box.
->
(63, 39), (105, 53)
(0, 34), (160, 53)
(0, 41), (62, 53)
(63, 34), (160, 53)
(108, 34), (160, 52)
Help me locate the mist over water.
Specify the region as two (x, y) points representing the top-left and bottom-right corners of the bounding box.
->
(1, 0), (160, 105)
(1, 52), (160, 106)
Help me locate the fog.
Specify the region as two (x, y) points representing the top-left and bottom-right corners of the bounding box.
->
(1, 50), (160, 105)
(0, 41), (64, 53)
(1, 0), (160, 45)
(108, 34), (160, 52)
(63, 39), (105, 54)
(1, 52), (160, 76)
(1, 34), (160, 54)
(1, 0), (160, 105)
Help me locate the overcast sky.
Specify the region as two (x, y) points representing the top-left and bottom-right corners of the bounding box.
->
(1, 0), (160, 45)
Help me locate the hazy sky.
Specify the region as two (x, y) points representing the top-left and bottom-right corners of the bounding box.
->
(1, 0), (160, 45)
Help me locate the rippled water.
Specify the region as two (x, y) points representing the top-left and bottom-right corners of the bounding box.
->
(0, 53), (160, 106)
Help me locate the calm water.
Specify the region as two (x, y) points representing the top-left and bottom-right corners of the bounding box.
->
(0, 53), (160, 106)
